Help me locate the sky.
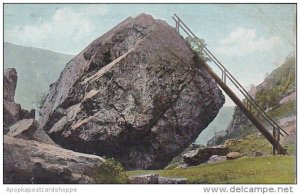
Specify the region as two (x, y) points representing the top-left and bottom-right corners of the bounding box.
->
(4, 4), (296, 106)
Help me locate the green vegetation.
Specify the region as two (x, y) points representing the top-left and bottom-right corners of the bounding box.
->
(216, 54), (296, 142)
(268, 101), (296, 119)
(93, 158), (129, 184)
(255, 55), (295, 111)
(226, 133), (273, 156)
(185, 37), (211, 62)
(226, 133), (296, 156)
(127, 156), (295, 184)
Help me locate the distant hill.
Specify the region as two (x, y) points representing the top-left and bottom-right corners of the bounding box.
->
(4, 42), (74, 111)
(195, 106), (234, 145)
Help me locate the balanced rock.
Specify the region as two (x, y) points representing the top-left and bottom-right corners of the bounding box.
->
(183, 145), (228, 166)
(4, 136), (105, 184)
(39, 13), (224, 169)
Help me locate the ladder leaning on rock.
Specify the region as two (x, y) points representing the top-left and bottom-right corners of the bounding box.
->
(172, 14), (288, 155)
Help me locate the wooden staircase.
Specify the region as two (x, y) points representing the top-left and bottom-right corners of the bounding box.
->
(172, 14), (288, 155)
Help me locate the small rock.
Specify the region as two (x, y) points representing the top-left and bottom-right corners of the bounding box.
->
(175, 163), (189, 169)
(183, 145), (228, 166)
(207, 155), (226, 164)
(226, 152), (241, 160)
(158, 177), (187, 184)
(129, 174), (159, 184)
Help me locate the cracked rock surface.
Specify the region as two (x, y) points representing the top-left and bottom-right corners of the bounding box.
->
(39, 13), (224, 170)
(4, 136), (105, 184)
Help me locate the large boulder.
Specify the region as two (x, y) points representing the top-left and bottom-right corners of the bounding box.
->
(4, 68), (35, 133)
(39, 13), (224, 170)
(183, 145), (228, 166)
(4, 136), (105, 184)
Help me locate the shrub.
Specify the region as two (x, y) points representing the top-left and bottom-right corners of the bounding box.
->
(185, 36), (211, 62)
(92, 158), (129, 184)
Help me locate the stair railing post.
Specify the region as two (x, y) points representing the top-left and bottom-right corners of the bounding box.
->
(249, 101), (251, 113)
(277, 127), (280, 147)
(272, 127), (276, 155)
(175, 19), (180, 32)
(221, 70), (224, 82)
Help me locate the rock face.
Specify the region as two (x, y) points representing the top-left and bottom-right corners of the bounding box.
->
(7, 118), (55, 145)
(4, 136), (105, 184)
(183, 145), (228, 166)
(7, 119), (39, 139)
(4, 68), (35, 133)
(4, 68), (55, 144)
(39, 13), (224, 170)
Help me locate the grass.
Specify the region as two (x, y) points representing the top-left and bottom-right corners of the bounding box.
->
(268, 101), (296, 119)
(226, 133), (273, 156)
(226, 131), (296, 157)
(127, 156), (296, 184)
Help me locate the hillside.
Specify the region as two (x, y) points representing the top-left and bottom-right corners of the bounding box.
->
(207, 53), (296, 151)
(128, 156), (295, 184)
(4, 42), (74, 111)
